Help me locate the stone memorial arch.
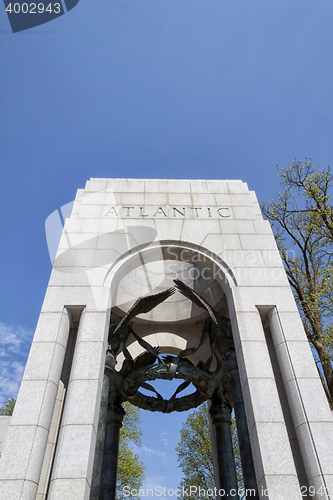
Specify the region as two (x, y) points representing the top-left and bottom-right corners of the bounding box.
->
(1, 178), (333, 500)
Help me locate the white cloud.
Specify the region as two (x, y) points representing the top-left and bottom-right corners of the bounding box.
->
(0, 322), (33, 353)
(142, 446), (167, 460)
(0, 322), (33, 407)
(143, 475), (168, 490)
(160, 431), (169, 446)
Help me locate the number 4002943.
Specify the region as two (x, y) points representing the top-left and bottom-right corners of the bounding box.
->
(6, 3), (61, 14)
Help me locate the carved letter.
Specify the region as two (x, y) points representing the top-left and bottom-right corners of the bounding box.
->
(139, 207), (148, 217)
(217, 207), (230, 218)
(153, 207), (167, 217)
(191, 207), (202, 217)
(123, 206), (135, 217)
(172, 207), (186, 217)
(104, 206), (119, 217)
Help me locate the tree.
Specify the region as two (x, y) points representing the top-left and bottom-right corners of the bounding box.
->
(277, 158), (333, 242)
(116, 402), (146, 500)
(261, 158), (333, 406)
(176, 402), (244, 500)
(0, 398), (15, 416)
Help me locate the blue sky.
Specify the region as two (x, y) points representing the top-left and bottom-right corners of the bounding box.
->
(1, 0), (333, 493)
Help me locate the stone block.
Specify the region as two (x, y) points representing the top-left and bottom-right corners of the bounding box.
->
(236, 340), (275, 384)
(61, 379), (100, 428)
(0, 416), (11, 453)
(214, 192), (232, 205)
(191, 193), (216, 205)
(107, 178), (145, 193)
(232, 286), (299, 313)
(48, 267), (108, 288)
(70, 341), (105, 382)
(103, 192), (121, 206)
(32, 312), (65, 344)
(190, 179), (209, 193)
(240, 234), (277, 251)
(63, 218), (83, 234)
(22, 343), (61, 382)
(295, 423), (324, 481)
(268, 310), (308, 345)
(305, 422), (333, 476)
(235, 220), (256, 234)
(85, 179), (107, 192)
(218, 219), (238, 234)
(253, 220), (273, 234)
(261, 250), (285, 268)
(48, 477), (89, 500)
(233, 206), (256, 219)
(53, 249), (76, 267)
(234, 267), (288, 287)
(243, 377), (285, 432)
(80, 192), (105, 206)
(228, 181), (249, 194)
(79, 204), (103, 219)
(145, 192), (168, 205)
(80, 218), (119, 235)
(251, 422), (297, 477)
(51, 424), (95, 479)
(10, 381), (47, 426)
(185, 220), (221, 244)
(222, 249), (266, 270)
(0, 425), (36, 479)
(275, 341), (318, 383)
(308, 474), (332, 500)
(0, 480), (24, 500)
(75, 311), (109, 343)
(207, 234), (241, 254)
(232, 311), (266, 349)
(120, 192), (146, 205)
(228, 193), (253, 207)
(168, 192), (192, 205)
(59, 233), (98, 250)
(13, 380), (57, 431)
(165, 180), (191, 193)
(25, 426), (50, 484)
(206, 180), (229, 193)
(285, 378), (332, 429)
(258, 474), (303, 500)
(153, 218), (183, 243)
(41, 286), (106, 313)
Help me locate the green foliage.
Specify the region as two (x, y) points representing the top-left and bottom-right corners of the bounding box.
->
(116, 402), (146, 500)
(0, 398), (16, 416)
(261, 158), (333, 405)
(176, 402), (244, 500)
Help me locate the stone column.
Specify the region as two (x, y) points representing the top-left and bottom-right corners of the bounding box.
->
(210, 399), (239, 499)
(0, 309), (71, 500)
(47, 310), (108, 500)
(230, 305), (303, 500)
(268, 308), (333, 500)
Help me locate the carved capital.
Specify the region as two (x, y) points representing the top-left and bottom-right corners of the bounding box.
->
(106, 405), (125, 427)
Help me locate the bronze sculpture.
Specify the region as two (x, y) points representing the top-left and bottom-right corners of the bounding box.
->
(91, 279), (258, 500)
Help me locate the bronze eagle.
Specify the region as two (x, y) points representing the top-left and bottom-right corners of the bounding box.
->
(108, 287), (175, 357)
